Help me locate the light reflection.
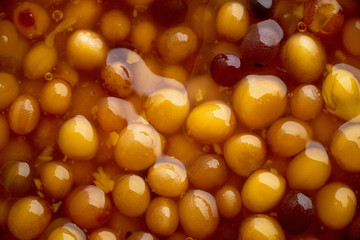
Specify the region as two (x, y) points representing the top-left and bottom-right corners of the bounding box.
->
(129, 175), (146, 195)
(85, 186), (105, 208)
(73, 115), (95, 142)
(258, 172), (280, 190)
(29, 199), (44, 216)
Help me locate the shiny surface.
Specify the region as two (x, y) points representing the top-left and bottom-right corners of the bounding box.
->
(287, 141), (331, 190)
(188, 154), (228, 190)
(96, 97), (134, 132)
(67, 30), (107, 69)
(278, 191), (315, 234)
(147, 156), (188, 197)
(322, 68), (360, 121)
(224, 133), (266, 177)
(331, 118), (360, 172)
(240, 19), (283, 65)
(9, 94), (40, 135)
(47, 227), (78, 240)
(241, 169), (286, 212)
(216, 1), (249, 41)
(290, 84), (323, 120)
(112, 174), (150, 217)
(40, 161), (73, 199)
(210, 54), (243, 86)
(145, 88), (190, 134)
(7, 196), (52, 240)
(316, 182), (357, 230)
(57, 115), (99, 160)
(40, 79), (72, 115)
(157, 26), (197, 63)
(42, 218), (86, 240)
(186, 101), (236, 144)
(145, 197), (179, 236)
(267, 117), (313, 157)
(239, 214), (285, 240)
(178, 189), (219, 239)
(1, 161), (33, 195)
(233, 75), (287, 129)
(281, 32), (326, 83)
(88, 228), (118, 240)
(215, 185), (242, 219)
(114, 123), (162, 171)
(127, 231), (159, 240)
(65, 185), (112, 229)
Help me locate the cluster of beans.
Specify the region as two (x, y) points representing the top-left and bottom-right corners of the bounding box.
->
(1, 0), (360, 239)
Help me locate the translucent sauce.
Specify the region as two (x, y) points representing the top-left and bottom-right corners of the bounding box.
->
(1, 0), (360, 239)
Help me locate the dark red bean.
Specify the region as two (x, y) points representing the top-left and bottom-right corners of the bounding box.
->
(248, 0), (273, 19)
(210, 54), (243, 87)
(151, 0), (187, 27)
(240, 19), (283, 66)
(278, 191), (315, 234)
(18, 9), (35, 27)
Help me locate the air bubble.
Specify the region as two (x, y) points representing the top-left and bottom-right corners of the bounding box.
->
(297, 21), (307, 32)
(52, 10), (63, 22)
(44, 72), (53, 81)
